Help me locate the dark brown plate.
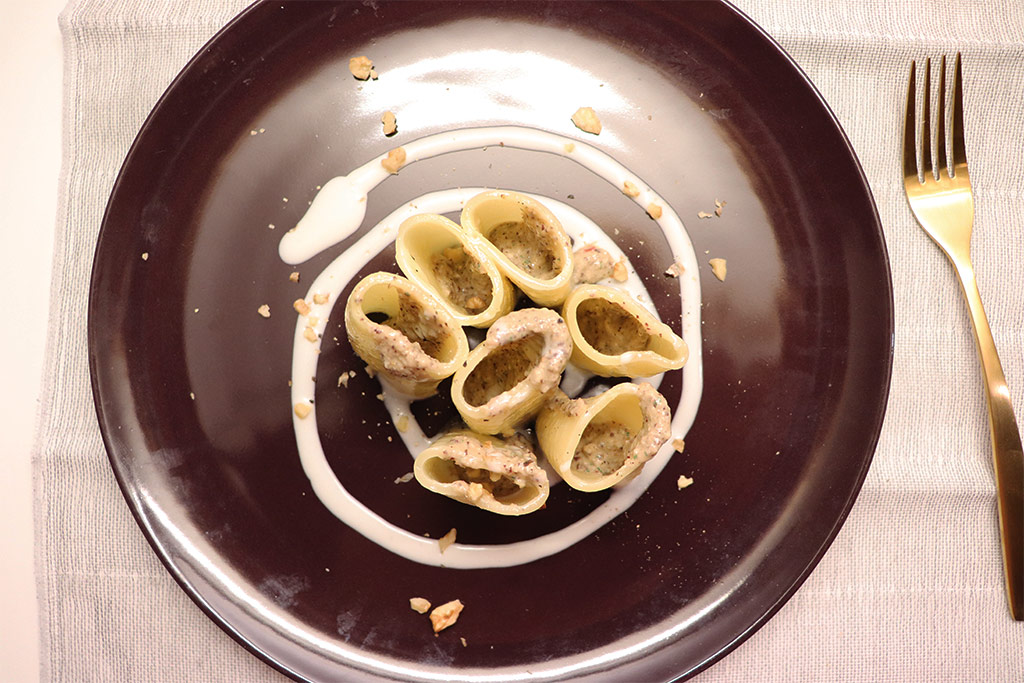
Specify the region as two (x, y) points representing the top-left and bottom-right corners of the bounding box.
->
(89, 1), (892, 680)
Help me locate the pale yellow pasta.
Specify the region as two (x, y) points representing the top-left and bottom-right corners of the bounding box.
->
(395, 213), (516, 328)
(344, 272), (469, 398)
(460, 190), (573, 306)
(413, 430), (550, 515)
(562, 284), (688, 377)
(535, 383), (671, 492)
(450, 308), (571, 435)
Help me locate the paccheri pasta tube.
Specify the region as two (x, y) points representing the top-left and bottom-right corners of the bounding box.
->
(413, 431), (550, 515)
(460, 190), (574, 306)
(395, 213), (516, 328)
(344, 272), (469, 398)
(450, 308), (571, 435)
(536, 383), (671, 492)
(562, 284), (688, 377)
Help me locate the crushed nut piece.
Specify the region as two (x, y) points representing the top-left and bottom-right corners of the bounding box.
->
(338, 373), (350, 388)
(364, 365), (376, 378)
(348, 55), (374, 80)
(381, 147), (407, 174)
(257, 304), (271, 318)
(293, 299), (311, 316)
(381, 110), (397, 136)
(697, 211), (714, 219)
(665, 262), (684, 278)
(571, 106), (602, 134)
(303, 327), (318, 343)
(313, 292), (329, 305)
(672, 438), (686, 452)
(409, 597), (431, 614)
(714, 198), (726, 217)
(395, 472), (414, 484)
(677, 474), (694, 489)
(460, 637), (467, 647)
(189, 392), (195, 400)
(289, 271), (300, 283)
(709, 257), (727, 281)
(612, 260), (628, 282)
(429, 600), (464, 633)
(141, 252), (149, 261)
(646, 203), (663, 220)
(294, 403), (311, 419)
(396, 414), (410, 432)
(376, 393), (384, 401)
(563, 142), (575, 153)
(622, 180), (640, 198)
(438, 528), (457, 554)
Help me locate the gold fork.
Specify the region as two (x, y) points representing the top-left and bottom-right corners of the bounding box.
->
(903, 54), (1024, 619)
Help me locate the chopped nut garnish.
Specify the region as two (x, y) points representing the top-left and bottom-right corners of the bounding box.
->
(664, 262), (684, 278)
(141, 252), (149, 261)
(677, 474), (694, 489)
(396, 414), (410, 432)
(348, 55), (375, 80)
(289, 271), (300, 283)
(429, 599), (464, 633)
(571, 106), (602, 134)
(375, 393), (384, 401)
(338, 373), (350, 388)
(293, 298), (311, 316)
(294, 403), (311, 419)
(409, 597), (431, 614)
(646, 203), (663, 220)
(257, 304), (271, 318)
(709, 257), (727, 281)
(622, 180), (640, 198)
(381, 110), (397, 136)
(612, 260), (628, 282)
(395, 472), (414, 484)
(438, 527), (457, 554)
(303, 327), (318, 342)
(714, 198), (726, 217)
(381, 147), (407, 174)
(460, 637), (467, 647)
(313, 292), (329, 305)
(563, 142), (575, 153)
(698, 211), (714, 219)
(672, 438), (686, 452)
(364, 365), (376, 378)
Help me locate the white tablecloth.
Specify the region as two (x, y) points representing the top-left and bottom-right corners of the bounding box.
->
(34, 0), (1024, 679)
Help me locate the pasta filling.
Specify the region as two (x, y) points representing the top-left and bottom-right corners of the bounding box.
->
(575, 298), (649, 355)
(371, 292), (448, 360)
(462, 333), (546, 406)
(572, 419), (635, 475)
(487, 208), (563, 279)
(430, 245), (493, 314)
(453, 464), (524, 500)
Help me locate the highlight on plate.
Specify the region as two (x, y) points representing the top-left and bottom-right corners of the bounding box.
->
(342, 189), (682, 512)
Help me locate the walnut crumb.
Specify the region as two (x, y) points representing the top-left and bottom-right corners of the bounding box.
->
(646, 203), (663, 220)
(665, 262), (684, 278)
(381, 111), (397, 136)
(714, 198), (726, 217)
(293, 299), (311, 316)
(396, 414), (410, 432)
(698, 211), (714, 219)
(571, 106), (602, 134)
(563, 142), (575, 153)
(338, 373), (350, 388)
(438, 528), (457, 554)
(395, 472), (414, 484)
(348, 55), (375, 80)
(257, 304), (271, 318)
(460, 637), (467, 647)
(289, 271), (300, 283)
(381, 147), (407, 174)
(622, 180), (640, 198)
(313, 292), (329, 305)
(611, 260), (629, 282)
(677, 474), (694, 489)
(709, 257), (727, 281)
(672, 438), (686, 452)
(303, 327), (318, 343)
(409, 597), (431, 614)
(364, 365), (376, 378)
(429, 600), (464, 633)
(141, 252), (149, 261)
(294, 403), (311, 419)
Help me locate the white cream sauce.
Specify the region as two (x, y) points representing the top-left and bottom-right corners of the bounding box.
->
(284, 126), (703, 569)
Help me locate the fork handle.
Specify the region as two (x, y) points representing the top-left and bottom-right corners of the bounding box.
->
(953, 259), (1024, 619)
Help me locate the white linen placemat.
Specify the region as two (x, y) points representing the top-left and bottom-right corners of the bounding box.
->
(35, 0), (1024, 680)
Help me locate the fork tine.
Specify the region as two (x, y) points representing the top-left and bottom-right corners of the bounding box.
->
(952, 52), (967, 169)
(903, 61), (918, 180)
(922, 57), (932, 179)
(937, 55), (948, 176)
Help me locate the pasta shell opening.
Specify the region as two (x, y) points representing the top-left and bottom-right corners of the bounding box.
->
(461, 191), (573, 306)
(564, 285), (688, 377)
(344, 272), (469, 398)
(570, 393), (645, 480)
(461, 333), (546, 407)
(395, 214), (515, 327)
(420, 458), (544, 508)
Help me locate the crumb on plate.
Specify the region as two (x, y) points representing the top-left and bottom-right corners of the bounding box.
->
(429, 599), (464, 633)
(709, 257), (727, 281)
(381, 147), (407, 174)
(612, 260), (629, 282)
(410, 597), (431, 614)
(438, 527), (457, 554)
(294, 403), (311, 419)
(382, 110), (397, 136)
(348, 55), (376, 80)
(293, 298), (311, 316)
(289, 271), (300, 283)
(672, 438), (685, 452)
(313, 292), (329, 305)
(395, 472), (414, 484)
(622, 180), (640, 198)
(677, 474), (694, 489)
(571, 106), (602, 135)
(646, 203), (663, 220)
(665, 262), (684, 278)
(257, 304), (271, 318)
